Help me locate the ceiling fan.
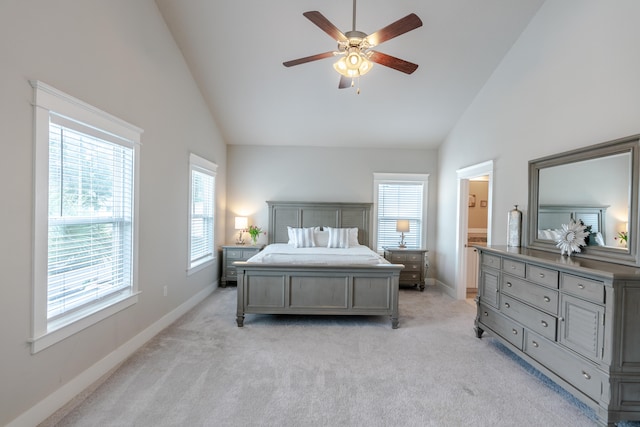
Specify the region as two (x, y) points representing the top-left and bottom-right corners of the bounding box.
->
(283, 0), (423, 91)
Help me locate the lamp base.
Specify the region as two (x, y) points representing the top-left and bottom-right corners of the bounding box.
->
(235, 231), (245, 245)
(398, 232), (407, 248)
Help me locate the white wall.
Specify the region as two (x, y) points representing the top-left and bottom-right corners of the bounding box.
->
(436, 0), (640, 293)
(0, 1), (226, 425)
(226, 145), (437, 257)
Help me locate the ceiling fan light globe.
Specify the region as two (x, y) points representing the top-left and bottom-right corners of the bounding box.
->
(358, 58), (372, 75)
(348, 52), (360, 66)
(333, 57), (349, 76)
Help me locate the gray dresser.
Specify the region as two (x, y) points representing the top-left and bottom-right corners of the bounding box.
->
(474, 245), (640, 427)
(220, 245), (262, 287)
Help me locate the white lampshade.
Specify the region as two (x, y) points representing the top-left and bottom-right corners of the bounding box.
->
(396, 220), (410, 233)
(235, 216), (248, 230)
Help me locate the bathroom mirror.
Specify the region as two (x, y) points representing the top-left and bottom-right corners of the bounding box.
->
(528, 134), (640, 266)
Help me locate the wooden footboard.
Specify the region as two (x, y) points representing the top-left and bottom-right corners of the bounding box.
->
(234, 262), (403, 328)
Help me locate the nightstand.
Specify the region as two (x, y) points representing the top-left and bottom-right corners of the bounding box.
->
(383, 247), (428, 291)
(220, 245), (263, 287)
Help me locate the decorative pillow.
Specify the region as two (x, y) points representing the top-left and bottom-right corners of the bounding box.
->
(288, 226), (319, 245)
(288, 226), (316, 248)
(326, 227), (350, 248)
(314, 229), (330, 247)
(348, 227), (360, 246)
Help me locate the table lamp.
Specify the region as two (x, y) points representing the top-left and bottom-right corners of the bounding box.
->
(235, 216), (248, 244)
(396, 220), (410, 248)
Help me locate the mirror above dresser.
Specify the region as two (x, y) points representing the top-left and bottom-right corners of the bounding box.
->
(527, 134), (640, 266)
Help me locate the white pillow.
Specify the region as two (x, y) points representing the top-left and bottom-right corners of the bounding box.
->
(288, 226), (316, 248)
(348, 227), (360, 246)
(326, 227), (350, 248)
(314, 229), (330, 247)
(321, 227), (359, 246)
(288, 226), (319, 244)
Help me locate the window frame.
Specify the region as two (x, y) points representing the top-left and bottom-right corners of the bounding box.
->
(373, 173), (429, 252)
(31, 81), (142, 353)
(187, 153), (217, 275)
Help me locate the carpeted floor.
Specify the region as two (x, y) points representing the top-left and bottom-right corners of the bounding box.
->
(42, 285), (639, 426)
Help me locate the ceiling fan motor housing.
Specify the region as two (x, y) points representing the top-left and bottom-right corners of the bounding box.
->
(340, 30), (370, 51)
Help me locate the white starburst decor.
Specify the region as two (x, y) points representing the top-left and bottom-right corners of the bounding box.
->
(556, 220), (590, 256)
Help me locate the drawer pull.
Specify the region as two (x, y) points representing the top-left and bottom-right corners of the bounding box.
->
(578, 284), (585, 289)
(582, 371), (591, 380)
(484, 311), (488, 316)
(539, 273), (545, 278)
(511, 265), (516, 269)
(532, 341), (539, 348)
(506, 282), (512, 287)
(541, 320), (548, 328)
(559, 317), (565, 322)
(512, 329), (518, 335)
(504, 302), (511, 308)
(543, 296), (551, 302)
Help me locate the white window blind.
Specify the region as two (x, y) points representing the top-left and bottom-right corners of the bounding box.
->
(47, 118), (134, 320)
(376, 181), (424, 252)
(188, 154), (217, 271)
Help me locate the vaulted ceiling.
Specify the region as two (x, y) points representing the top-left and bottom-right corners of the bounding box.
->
(155, 0), (544, 149)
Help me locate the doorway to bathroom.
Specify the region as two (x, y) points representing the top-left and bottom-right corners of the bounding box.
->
(456, 161), (493, 301)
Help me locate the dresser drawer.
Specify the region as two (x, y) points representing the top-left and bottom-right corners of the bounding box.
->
(524, 330), (604, 401)
(228, 248), (259, 260)
(387, 252), (423, 263)
(560, 273), (605, 304)
(387, 252), (406, 262)
(502, 274), (559, 315)
(226, 249), (245, 260)
(501, 294), (557, 341)
(403, 262), (421, 272)
(482, 253), (501, 269)
(478, 304), (523, 349)
(503, 258), (525, 278)
(526, 264), (559, 288)
(400, 271), (421, 283)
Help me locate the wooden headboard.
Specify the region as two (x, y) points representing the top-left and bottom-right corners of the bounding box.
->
(267, 201), (373, 247)
(538, 204), (607, 238)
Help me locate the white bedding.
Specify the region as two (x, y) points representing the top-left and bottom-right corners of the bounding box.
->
(245, 243), (390, 265)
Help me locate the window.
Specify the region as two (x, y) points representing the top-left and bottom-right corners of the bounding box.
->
(31, 81), (142, 353)
(373, 173), (429, 252)
(188, 153), (217, 273)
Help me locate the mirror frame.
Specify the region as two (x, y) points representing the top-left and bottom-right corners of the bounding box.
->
(528, 134), (640, 266)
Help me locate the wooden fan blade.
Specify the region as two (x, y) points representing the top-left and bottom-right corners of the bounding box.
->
(283, 51), (335, 67)
(366, 13), (423, 47)
(368, 51), (419, 74)
(303, 11), (348, 42)
(338, 75), (351, 89)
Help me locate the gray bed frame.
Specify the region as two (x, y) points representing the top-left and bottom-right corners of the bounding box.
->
(234, 201), (403, 328)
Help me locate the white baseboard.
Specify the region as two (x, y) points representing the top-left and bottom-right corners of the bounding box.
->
(435, 279), (457, 299)
(7, 282), (217, 427)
